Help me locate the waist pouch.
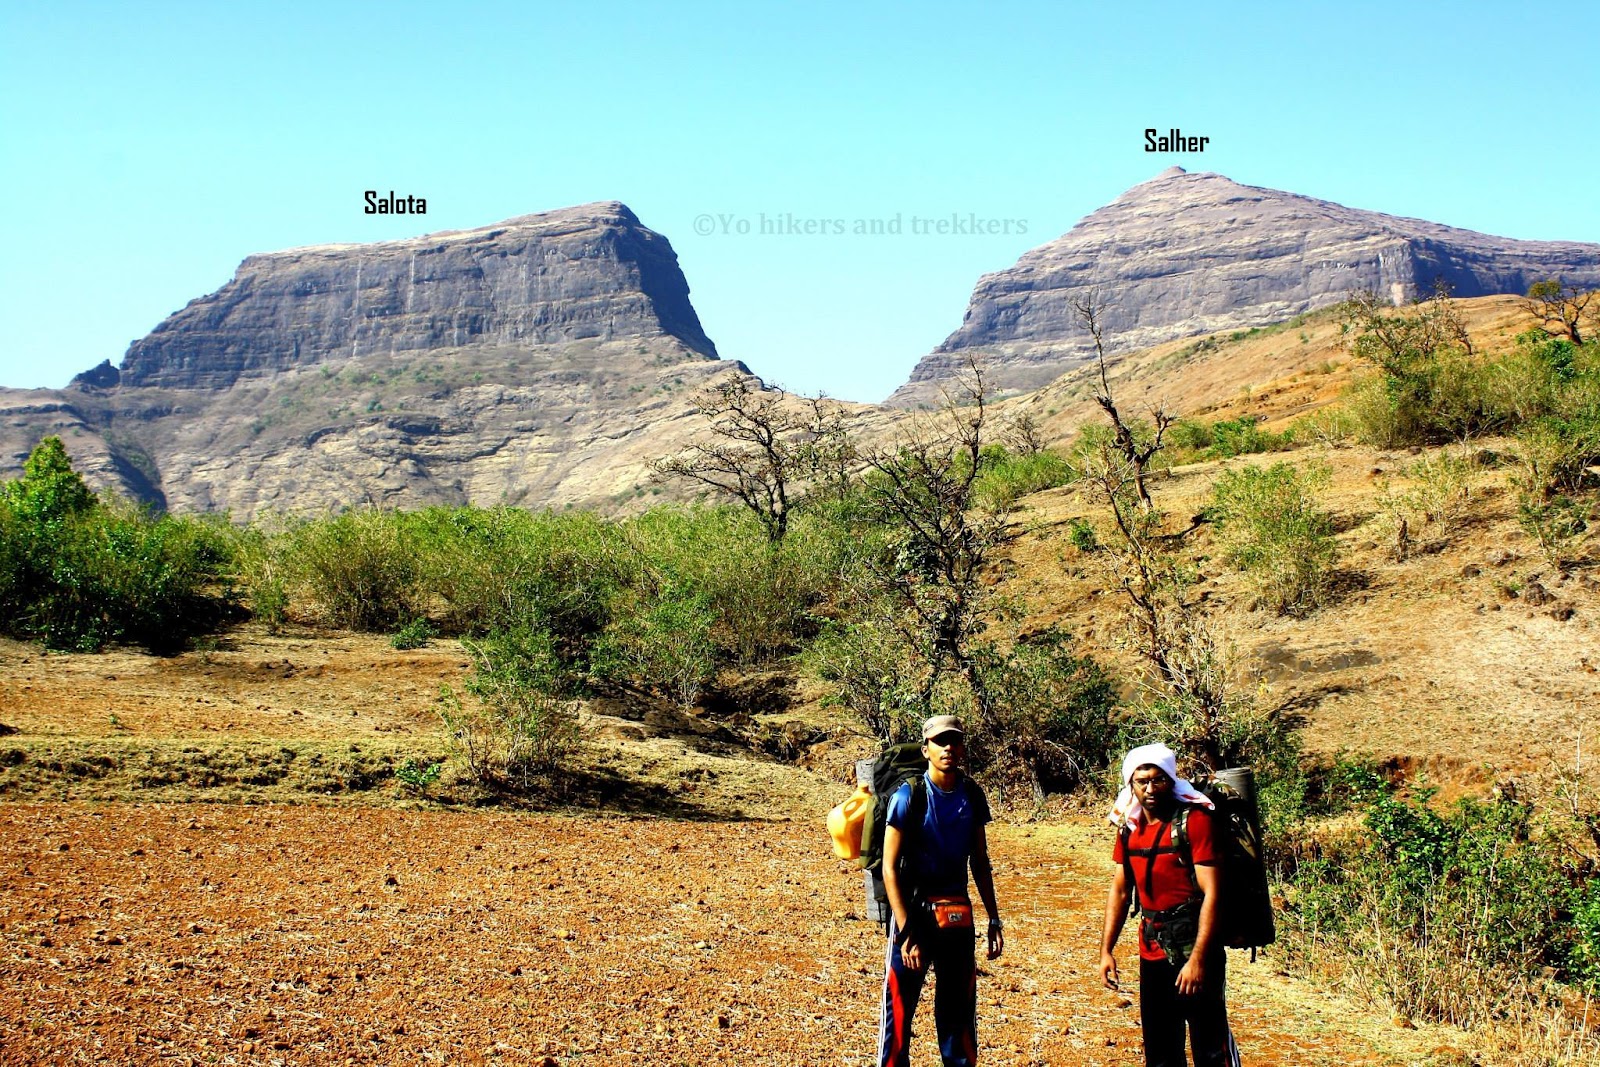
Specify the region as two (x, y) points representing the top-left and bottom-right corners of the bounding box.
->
(1142, 896), (1200, 967)
(927, 895), (975, 932)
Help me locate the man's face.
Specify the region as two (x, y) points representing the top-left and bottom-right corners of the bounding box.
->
(923, 732), (965, 772)
(1130, 765), (1174, 815)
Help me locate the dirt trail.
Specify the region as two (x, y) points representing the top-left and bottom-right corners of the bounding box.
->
(0, 804), (1448, 1066)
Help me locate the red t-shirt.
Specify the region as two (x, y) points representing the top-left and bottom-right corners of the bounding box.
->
(1112, 805), (1217, 961)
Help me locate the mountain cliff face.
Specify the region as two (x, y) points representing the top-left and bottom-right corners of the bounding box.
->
(0, 203), (738, 516)
(888, 168), (1600, 405)
(120, 202), (717, 390)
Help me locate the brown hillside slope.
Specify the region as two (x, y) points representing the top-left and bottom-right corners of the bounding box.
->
(991, 293), (1534, 446)
(998, 449), (1598, 791)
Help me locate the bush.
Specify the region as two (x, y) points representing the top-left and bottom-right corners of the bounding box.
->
(288, 510), (423, 631)
(1516, 493), (1592, 566)
(616, 506), (836, 666)
(591, 584), (716, 706)
(0, 438), (235, 652)
(805, 614), (927, 742)
(408, 506), (620, 642)
(1210, 416), (1293, 458)
(390, 618), (434, 650)
(1373, 449), (1479, 558)
(1288, 406), (1357, 447)
(1209, 462), (1338, 616)
(441, 626), (585, 788)
(1513, 413), (1600, 500)
(1066, 517), (1099, 553)
(1282, 793), (1596, 1029)
(972, 447), (1075, 510)
(970, 630), (1119, 801)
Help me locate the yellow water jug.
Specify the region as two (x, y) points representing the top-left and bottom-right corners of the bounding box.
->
(827, 784), (872, 860)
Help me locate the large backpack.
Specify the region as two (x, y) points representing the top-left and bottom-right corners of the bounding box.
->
(856, 742), (929, 920)
(1120, 773), (1276, 955)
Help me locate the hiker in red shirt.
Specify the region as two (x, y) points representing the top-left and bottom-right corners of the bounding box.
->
(1100, 743), (1240, 1067)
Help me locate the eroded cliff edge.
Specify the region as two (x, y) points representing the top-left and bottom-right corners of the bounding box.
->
(889, 169), (1600, 406)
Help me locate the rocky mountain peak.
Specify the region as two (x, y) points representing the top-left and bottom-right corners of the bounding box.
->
(888, 171), (1600, 405)
(118, 201), (717, 391)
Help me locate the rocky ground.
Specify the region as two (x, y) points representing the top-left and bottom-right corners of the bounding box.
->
(0, 804), (1455, 1067)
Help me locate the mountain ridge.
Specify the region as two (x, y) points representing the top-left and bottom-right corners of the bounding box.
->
(888, 168), (1600, 405)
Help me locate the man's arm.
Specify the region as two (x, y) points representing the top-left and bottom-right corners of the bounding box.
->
(1100, 861), (1131, 990)
(1175, 861), (1220, 995)
(882, 823), (924, 971)
(969, 823), (1003, 959)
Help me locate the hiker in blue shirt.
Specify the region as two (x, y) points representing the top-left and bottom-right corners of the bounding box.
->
(878, 714), (1004, 1067)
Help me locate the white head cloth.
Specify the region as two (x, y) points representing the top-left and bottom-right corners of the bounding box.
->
(1107, 743), (1214, 827)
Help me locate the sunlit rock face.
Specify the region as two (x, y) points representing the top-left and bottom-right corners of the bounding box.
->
(120, 202), (718, 390)
(2, 203), (743, 517)
(889, 168), (1600, 405)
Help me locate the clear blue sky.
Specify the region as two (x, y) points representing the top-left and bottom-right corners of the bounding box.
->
(3, 1), (1597, 402)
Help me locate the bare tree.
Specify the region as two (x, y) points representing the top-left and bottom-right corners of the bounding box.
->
(1524, 278), (1595, 346)
(654, 375), (851, 542)
(859, 357), (1012, 723)
(1067, 289), (1250, 772)
(1071, 289), (1173, 512)
(1001, 410), (1048, 456)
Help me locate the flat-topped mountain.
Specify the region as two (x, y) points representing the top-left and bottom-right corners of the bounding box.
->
(0, 203), (745, 517)
(888, 168), (1600, 405)
(118, 202), (718, 391)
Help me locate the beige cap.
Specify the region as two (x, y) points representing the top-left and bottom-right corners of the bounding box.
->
(921, 714), (966, 740)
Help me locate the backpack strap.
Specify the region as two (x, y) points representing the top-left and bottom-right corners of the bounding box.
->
(896, 775), (929, 903)
(1123, 816), (1189, 905)
(1172, 805), (1201, 894)
(1119, 825), (1140, 918)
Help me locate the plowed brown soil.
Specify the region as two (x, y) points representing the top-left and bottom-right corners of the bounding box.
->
(1, 805), (1451, 1066)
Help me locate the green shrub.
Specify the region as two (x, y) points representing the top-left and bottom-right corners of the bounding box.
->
(1209, 462), (1338, 615)
(1288, 406), (1357, 447)
(288, 510), (423, 631)
(0, 439), (235, 652)
(390, 618), (435, 650)
(972, 447), (1075, 510)
(407, 506), (620, 641)
(1163, 419), (1214, 455)
(1516, 493), (1592, 566)
(970, 630), (1119, 800)
(1161, 416), (1294, 463)
(1066, 517), (1099, 553)
(1210, 416), (1293, 458)
(1513, 413), (1600, 499)
(230, 524), (290, 628)
(591, 583), (716, 706)
(394, 757), (443, 791)
(805, 615), (927, 742)
(616, 505), (846, 665)
(441, 626), (585, 788)
(1374, 449), (1479, 558)
(1283, 793), (1594, 1028)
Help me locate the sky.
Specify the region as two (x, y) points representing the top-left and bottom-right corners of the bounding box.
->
(3, 1), (1598, 404)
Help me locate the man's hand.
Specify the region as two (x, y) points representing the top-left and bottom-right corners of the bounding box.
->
(900, 936), (925, 971)
(1175, 953), (1207, 996)
(985, 919), (1004, 960)
(1099, 950), (1119, 990)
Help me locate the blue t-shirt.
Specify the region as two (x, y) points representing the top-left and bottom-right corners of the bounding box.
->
(885, 772), (991, 896)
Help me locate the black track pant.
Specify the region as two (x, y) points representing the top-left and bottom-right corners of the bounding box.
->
(1137, 952), (1240, 1067)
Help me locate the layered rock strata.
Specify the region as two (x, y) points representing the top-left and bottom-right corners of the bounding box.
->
(1, 204), (743, 516)
(890, 168), (1600, 405)
(121, 202), (717, 390)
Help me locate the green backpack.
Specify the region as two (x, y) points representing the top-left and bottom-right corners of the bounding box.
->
(857, 742), (928, 918)
(1118, 773), (1276, 955)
